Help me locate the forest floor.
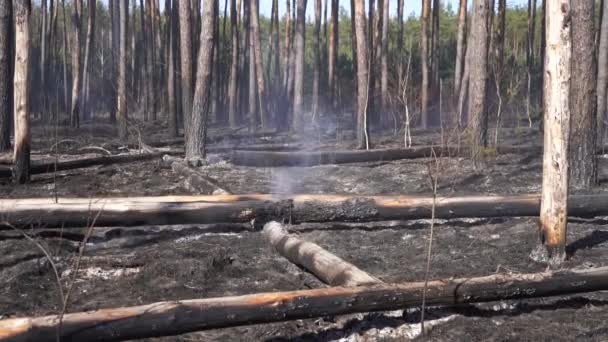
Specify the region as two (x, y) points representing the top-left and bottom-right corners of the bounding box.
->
(1, 122), (608, 341)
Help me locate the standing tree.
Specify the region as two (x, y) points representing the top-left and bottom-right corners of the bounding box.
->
(328, 0), (338, 110)
(186, 0), (216, 162)
(167, 0), (178, 137)
(228, 0), (239, 128)
(597, 0), (608, 142)
(13, 0), (30, 184)
(250, 0), (269, 129)
(353, 0), (368, 149)
(538, 0), (572, 266)
(570, 0), (597, 189)
(80, 0), (95, 122)
(420, 0), (430, 128)
(526, 0), (537, 124)
(454, 0), (467, 98)
(179, 0), (193, 137)
(467, 0), (489, 164)
(312, 0), (321, 120)
(117, 0), (128, 141)
(0, 0), (11, 152)
(380, 0), (388, 118)
(292, 0), (307, 130)
(70, 0), (83, 128)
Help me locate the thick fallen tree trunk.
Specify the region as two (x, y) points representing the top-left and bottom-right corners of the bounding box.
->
(2, 193), (608, 229)
(230, 145), (539, 167)
(0, 152), (174, 178)
(1, 266), (607, 342)
(263, 221), (381, 286)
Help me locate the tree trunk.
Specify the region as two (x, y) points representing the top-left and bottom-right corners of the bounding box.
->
(185, 0), (216, 162)
(69, 0), (83, 128)
(3, 266), (608, 342)
(40, 0), (48, 121)
(420, 0), (430, 128)
(0, 0), (11, 152)
(292, 0), (307, 131)
(539, 0), (572, 266)
(380, 0), (388, 118)
(312, 0), (321, 120)
(80, 0), (95, 122)
(248, 3), (257, 132)
(167, 0), (178, 137)
(13, 0), (29, 184)
(467, 0), (489, 165)
(179, 0), (193, 141)
(597, 0), (608, 144)
(570, 0), (597, 190)
(526, 0), (537, 121)
(454, 0), (467, 99)
(495, 0), (506, 79)
(250, 0), (268, 129)
(431, 0), (439, 86)
(263, 221), (381, 286)
(353, 0), (368, 149)
(328, 0), (338, 110)
(109, 0), (118, 123)
(117, 0), (128, 141)
(227, 0), (239, 128)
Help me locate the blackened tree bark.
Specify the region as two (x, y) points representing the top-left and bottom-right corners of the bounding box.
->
(570, 0), (597, 189)
(353, 0), (369, 149)
(69, 0), (83, 128)
(117, 0), (128, 141)
(467, 0), (489, 165)
(292, 0), (307, 130)
(228, 0), (239, 128)
(186, 0), (216, 162)
(167, 0), (178, 137)
(13, 0), (30, 184)
(0, 0), (11, 151)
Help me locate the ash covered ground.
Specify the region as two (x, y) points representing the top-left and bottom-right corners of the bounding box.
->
(1, 123), (608, 341)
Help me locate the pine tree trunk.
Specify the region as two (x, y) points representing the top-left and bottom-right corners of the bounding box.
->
(539, 0), (571, 266)
(597, 0), (608, 143)
(167, 0), (178, 137)
(328, 0), (338, 110)
(0, 0), (11, 152)
(292, 0), (307, 130)
(467, 0), (489, 165)
(228, 0), (239, 128)
(570, 0), (597, 190)
(13, 0), (30, 184)
(178, 0), (193, 141)
(431, 0), (439, 86)
(186, 0), (216, 162)
(109, 0), (118, 123)
(117, 0), (128, 141)
(40, 0), (48, 121)
(380, 0), (388, 118)
(495, 0), (506, 79)
(312, 0), (321, 119)
(420, 0), (430, 128)
(69, 0), (83, 128)
(80, 0), (95, 122)
(454, 0), (467, 99)
(250, 0), (268, 129)
(353, 0), (369, 149)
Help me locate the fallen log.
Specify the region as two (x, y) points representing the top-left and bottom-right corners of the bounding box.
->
(263, 221), (381, 286)
(2, 193), (608, 229)
(1, 266), (607, 342)
(171, 162), (231, 195)
(0, 152), (174, 178)
(230, 145), (540, 167)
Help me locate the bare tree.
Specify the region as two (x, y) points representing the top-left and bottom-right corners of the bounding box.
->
(420, 0), (430, 128)
(292, 0), (307, 130)
(454, 0), (467, 98)
(167, 0), (178, 137)
(431, 0), (439, 86)
(328, 0), (338, 110)
(467, 0), (489, 165)
(312, 0), (321, 120)
(570, 0), (597, 189)
(353, 0), (369, 149)
(539, 0), (571, 266)
(228, 0), (240, 128)
(186, 0), (217, 162)
(80, 0), (95, 122)
(0, 0), (11, 151)
(69, 0), (83, 128)
(179, 0), (193, 136)
(117, 0), (128, 141)
(13, 0), (31, 184)
(597, 0), (608, 142)
(250, 0), (269, 129)
(380, 0), (388, 117)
